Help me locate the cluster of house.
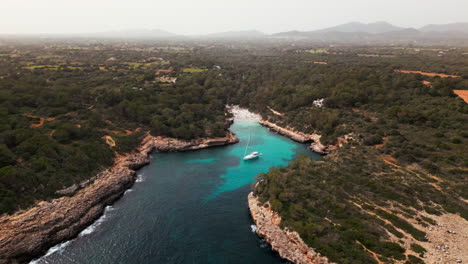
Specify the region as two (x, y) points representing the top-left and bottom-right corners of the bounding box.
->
(155, 69), (176, 84)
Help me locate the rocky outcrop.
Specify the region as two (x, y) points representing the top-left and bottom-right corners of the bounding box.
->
(259, 120), (331, 154)
(259, 120), (357, 155)
(248, 193), (332, 264)
(0, 132), (238, 264)
(259, 120), (312, 143)
(308, 134), (331, 155)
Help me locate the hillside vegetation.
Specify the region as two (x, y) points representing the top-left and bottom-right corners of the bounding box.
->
(0, 40), (467, 263)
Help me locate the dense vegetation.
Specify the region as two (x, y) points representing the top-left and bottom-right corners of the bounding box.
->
(0, 43), (229, 213)
(0, 39), (467, 263)
(238, 45), (468, 263)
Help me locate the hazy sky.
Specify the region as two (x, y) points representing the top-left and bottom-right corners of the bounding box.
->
(1, 0), (468, 35)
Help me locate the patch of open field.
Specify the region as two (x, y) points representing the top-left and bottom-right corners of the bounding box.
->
(304, 61), (328, 64)
(395, 70), (460, 78)
(22, 65), (60, 70)
(358, 54), (395, 58)
(421, 80), (432, 87)
(303, 48), (329, 54)
(66, 66), (84, 70)
(182, 68), (207, 73)
(298, 49), (329, 54)
(453, 90), (468, 103)
(122, 60), (169, 69)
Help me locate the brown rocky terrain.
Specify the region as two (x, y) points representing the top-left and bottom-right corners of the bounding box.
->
(0, 132), (238, 264)
(248, 193), (332, 264)
(258, 120), (333, 154)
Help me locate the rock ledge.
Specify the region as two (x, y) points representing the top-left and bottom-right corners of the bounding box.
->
(248, 193), (332, 264)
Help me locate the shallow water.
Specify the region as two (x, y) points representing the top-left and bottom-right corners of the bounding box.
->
(33, 121), (320, 264)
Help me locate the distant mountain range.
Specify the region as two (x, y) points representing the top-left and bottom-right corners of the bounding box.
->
(4, 22), (468, 43)
(273, 22), (468, 37)
(270, 22), (468, 43)
(420, 23), (468, 33)
(314, 21), (403, 34)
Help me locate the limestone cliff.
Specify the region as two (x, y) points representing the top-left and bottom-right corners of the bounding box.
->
(0, 132), (238, 264)
(248, 193), (332, 264)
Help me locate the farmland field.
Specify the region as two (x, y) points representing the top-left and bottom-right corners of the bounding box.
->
(182, 68), (207, 73)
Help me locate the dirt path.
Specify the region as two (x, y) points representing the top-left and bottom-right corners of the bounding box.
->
(103, 135), (116, 147)
(21, 114), (56, 128)
(267, 106), (285, 116)
(453, 90), (468, 103)
(356, 240), (384, 264)
(422, 80), (432, 87)
(395, 70), (460, 78)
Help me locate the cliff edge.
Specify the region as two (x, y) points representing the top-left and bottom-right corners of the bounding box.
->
(248, 192), (332, 264)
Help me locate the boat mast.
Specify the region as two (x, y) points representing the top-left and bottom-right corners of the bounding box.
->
(244, 128), (251, 156)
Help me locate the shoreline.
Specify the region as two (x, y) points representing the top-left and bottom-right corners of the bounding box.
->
(228, 104), (332, 155)
(0, 132), (238, 264)
(258, 120), (332, 155)
(248, 193), (332, 264)
(1, 106), (334, 264)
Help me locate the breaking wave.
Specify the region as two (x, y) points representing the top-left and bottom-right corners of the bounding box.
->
(29, 241), (71, 264)
(250, 224), (257, 233)
(136, 174), (144, 182)
(79, 205), (114, 237)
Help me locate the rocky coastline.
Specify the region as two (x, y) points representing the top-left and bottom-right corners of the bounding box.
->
(254, 119), (342, 263)
(0, 132), (238, 264)
(248, 193), (332, 264)
(258, 120), (332, 154)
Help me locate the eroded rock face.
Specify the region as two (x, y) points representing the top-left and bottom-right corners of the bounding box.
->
(258, 120), (330, 154)
(0, 132), (238, 264)
(258, 120), (355, 155)
(248, 193), (332, 264)
(259, 120), (312, 143)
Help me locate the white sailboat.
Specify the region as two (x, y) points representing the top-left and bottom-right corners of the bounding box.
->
(243, 129), (262, 160)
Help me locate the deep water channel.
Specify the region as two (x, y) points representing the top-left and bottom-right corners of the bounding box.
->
(33, 121), (320, 264)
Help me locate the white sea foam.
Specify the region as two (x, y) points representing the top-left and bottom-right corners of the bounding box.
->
(136, 174), (144, 183)
(29, 241), (71, 264)
(124, 189), (133, 195)
(250, 224), (257, 233)
(29, 205), (115, 263)
(79, 205), (113, 237)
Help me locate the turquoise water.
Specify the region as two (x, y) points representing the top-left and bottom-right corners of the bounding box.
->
(33, 121), (320, 264)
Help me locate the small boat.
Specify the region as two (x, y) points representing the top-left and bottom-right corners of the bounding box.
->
(243, 127), (262, 160)
(244, 151), (262, 160)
